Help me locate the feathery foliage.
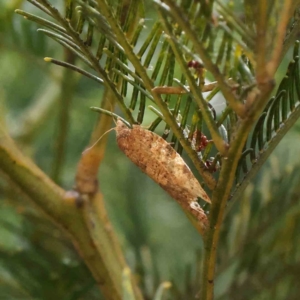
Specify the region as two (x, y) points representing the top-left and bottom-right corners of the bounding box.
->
(1, 0), (300, 299)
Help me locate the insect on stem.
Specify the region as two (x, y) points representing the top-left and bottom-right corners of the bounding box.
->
(91, 107), (211, 234)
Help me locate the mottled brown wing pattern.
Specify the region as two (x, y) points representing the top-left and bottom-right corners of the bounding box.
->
(115, 120), (210, 227)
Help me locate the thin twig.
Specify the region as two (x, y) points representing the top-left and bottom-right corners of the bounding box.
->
(152, 79), (238, 95)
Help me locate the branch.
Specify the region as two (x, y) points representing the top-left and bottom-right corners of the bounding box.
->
(199, 2), (293, 291)
(0, 127), (143, 300)
(75, 89), (115, 194)
(201, 119), (254, 299)
(96, 0), (217, 190)
(201, 84), (274, 299)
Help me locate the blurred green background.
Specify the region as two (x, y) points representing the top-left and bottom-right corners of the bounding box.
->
(1, 1), (300, 299)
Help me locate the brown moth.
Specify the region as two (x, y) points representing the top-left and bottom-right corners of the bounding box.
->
(116, 120), (210, 228)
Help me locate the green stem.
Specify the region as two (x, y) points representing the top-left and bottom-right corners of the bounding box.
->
(96, 0), (217, 190)
(0, 127), (143, 300)
(200, 26), (276, 293)
(201, 120), (253, 299)
(201, 84), (274, 299)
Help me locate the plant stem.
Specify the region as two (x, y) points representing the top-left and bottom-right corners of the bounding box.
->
(201, 82), (274, 298)
(75, 89), (115, 194)
(201, 120), (253, 299)
(96, 0), (217, 190)
(0, 128), (143, 300)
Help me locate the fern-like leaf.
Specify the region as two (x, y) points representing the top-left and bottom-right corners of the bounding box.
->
(232, 40), (300, 204)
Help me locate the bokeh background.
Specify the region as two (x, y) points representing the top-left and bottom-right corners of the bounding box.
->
(1, 1), (300, 299)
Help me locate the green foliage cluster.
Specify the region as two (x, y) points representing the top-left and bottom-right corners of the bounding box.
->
(1, 0), (300, 299)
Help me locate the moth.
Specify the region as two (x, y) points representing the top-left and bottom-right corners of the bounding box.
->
(116, 120), (210, 230)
